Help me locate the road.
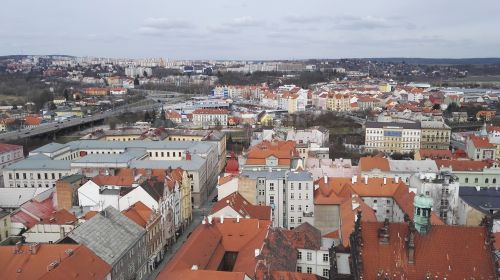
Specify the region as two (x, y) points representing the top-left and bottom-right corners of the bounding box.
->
(0, 102), (161, 142)
(147, 187), (217, 280)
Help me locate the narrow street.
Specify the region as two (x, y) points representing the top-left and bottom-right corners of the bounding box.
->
(147, 188), (217, 280)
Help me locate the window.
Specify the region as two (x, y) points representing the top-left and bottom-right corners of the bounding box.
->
(323, 269), (330, 277)
(323, 254), (329, 262)
(290, 205), (294, 212)
(270, 196), (274, 205)
(297, 252), (302, 260)
(290, 217), (294, 223)
(297, 266), (302, 272)
(306, 252), (312, 261)
(298, 205), (302, 211)
(269, 183), (274, 191)
(307, 267), (312, 274)
(486, 178), (489, 184)
(494, 178), (497, 184)
(298, 183), (302, 190)
(475, 178), (478, 183)
(22, 173), (26, 179)
(290, 193), (294, 200)
(465, 177), (469, 183)
(386, 199), (391, 204)
(8, 173), (12, 180)
(298, 217), (302, 223)
(298, 193), (302, 200)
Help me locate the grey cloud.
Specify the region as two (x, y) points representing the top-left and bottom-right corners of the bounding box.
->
(333, 15), (416, 30)
(138, 17), (195, 35)
(209, 16), (264, 33)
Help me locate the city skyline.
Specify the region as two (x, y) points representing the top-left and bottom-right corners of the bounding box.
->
(1, 0), (499, 60)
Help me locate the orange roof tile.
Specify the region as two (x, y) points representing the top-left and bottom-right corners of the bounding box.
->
(418, 149), (453, 160)
(359, 156), (390, 172)
(469, 135), (495, 149)
(211, 192), (271, 220)
(24, 115), (42, 126)
(122, 201), (152, 228)
(91, 173), (135, 187)
(359, 222), (496, 279)
(245, 140), (296, 166)
(436, 159), (491, 171)
(192, 109), (229, 115)
(0, 244), (110, 280)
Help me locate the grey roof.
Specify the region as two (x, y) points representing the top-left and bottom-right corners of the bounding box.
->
(389, 160), (438, 173)
(5, 158), (71, 170)
(421, 120), (451, 129)
(129, 154), (205, 171)
(59, 174), (85, 183)
(459, 187), (500, 214)
(68, 206), (145, 266)
(287, 170), (313, 181)
(30, 142), (67, 154)
(241, 169), (288, 180)
(365, 121), (421, 129)
(30, 140), (215, 155)
(0, 188), (50, 208)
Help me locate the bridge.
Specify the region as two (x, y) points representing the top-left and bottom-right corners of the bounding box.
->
(0, 102), (161, 142)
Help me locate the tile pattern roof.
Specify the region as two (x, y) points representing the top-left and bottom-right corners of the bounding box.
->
(359, 222), (496, 279)
(0, 143), (22, 153)
(68, 206), (145, 266)
(121, 201), (153, 228)
(0, 244), (110, 280)
(245, 140), (297, 166)
(418, 149), (453, 160)
(469, 135), (495, 149)
(158, 218), (272, 280)
(211, 192), (271, 220)
(436, 159), (492, 171)
(359, 156), (390, 172)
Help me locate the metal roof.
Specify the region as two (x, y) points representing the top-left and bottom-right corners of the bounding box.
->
(68, 206), (145, 266)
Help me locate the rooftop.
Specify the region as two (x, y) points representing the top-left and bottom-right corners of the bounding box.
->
(211, 192), (271, 221)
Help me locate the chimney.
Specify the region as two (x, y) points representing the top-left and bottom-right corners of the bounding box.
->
(395, 176), (399, 183)
(255, 249), (261, 257)
(364, 175), (368, 185)
(29, 243), (41, 255)
(406, 222), (416, 264)
(351, 176), (357, 184)
(185, 151), (191, 160)
(47, 261), (59, 272)
(14, 241), (22, 254)
(202, 216), (207, 225)
(323, 175), (328, 184)
(220, 215), (224, 224)
(208, 215), (213, 224)
(236, 214), (241, 223)
(64, 249), (74, 256)
(383, 177), (387, 185)
(378, 219), (390, 244)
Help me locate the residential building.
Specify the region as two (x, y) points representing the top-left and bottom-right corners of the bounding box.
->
(125, 66), (152, 78)
(66, 206), (149, 280)
(420, 120), (451, 150)
(326, 93), (350, 112)
(436, 159), (500, 187)
(466, 135), (496, 160)
(359, 156), (438, 184)
(0, 244), (111, 280)
(0, 143), (24, 175)
(210, 191), (271, 220)
(23, 209), (77, 243)
(83, 87), (108, 96)
(415, 149), (453, 160)
(0, 211), (10, 242)
(239, 140), (299, 171)
(192, 109), (229, 127)
(287, 170), (314, 229)
(305, 158), (360, 181)
(364, 121), (421, 153)
(411, 171), (460, 224)
(457, 187), (500, 226)
(122, 201), (165, 272)
(165, 110), (182, 123)
(23, 115), (42, 129)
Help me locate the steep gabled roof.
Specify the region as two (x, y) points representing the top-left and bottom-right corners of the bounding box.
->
(211, 192), (271, 220)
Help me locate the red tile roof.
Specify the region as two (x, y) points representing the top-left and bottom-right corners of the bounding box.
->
(24, 115), (42, 126)
(245, 140), (297, 166)
(469, 135), (495, 149)
(359, 222), (496, 279)
(91, 174), (135, 187)
(436, 159), (492, 171)
(122, 201), (152, 228)
(0, 244), (111, 280)
(11, 194), (59, 229)
(225, 152), (239, 174)
(158, 218), (271, 280)
(418, 149), (452, 160)
(0, 143), (22, 153)
(211, 192), (271, 220)
(359, 156), (390, 172)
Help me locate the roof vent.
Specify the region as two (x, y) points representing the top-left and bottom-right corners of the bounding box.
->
(220, 215), (224, 224)
(47, 261), (59, 272)
(65, 249), (74, 256)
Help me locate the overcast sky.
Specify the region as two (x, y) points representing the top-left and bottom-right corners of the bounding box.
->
(1, 0), (499, 60)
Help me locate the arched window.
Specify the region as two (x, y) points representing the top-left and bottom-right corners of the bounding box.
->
(475, 178), (479, 183)
(494, 178), (497, 184)
(465, 178), (469, 183)
(485, 178), (489, 184)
